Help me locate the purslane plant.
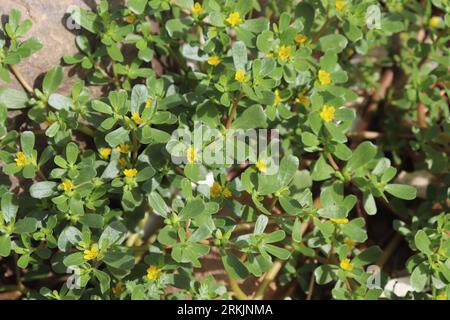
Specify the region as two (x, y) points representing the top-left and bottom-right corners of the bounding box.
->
(0, 0), (449, 300)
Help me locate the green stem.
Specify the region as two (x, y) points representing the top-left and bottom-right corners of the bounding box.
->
(226, 92), (243, 129)
(312, 17), (334, 43)
(111, 61), (121, 89)
(227, 273), (249, 300)
(132, 130), (139, 164)
(253, 259), (283, 300)
(9, 64), (34, 94)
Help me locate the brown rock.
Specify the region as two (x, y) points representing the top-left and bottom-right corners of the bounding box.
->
(0, 1), (123, 95)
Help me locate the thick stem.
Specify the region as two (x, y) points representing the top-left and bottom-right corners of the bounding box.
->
(377, 233), (403, 269)
(132, 130), (139, 164)
(36, 169), (46, 181)
(416, 101), (428, 129)
(306, 272), (315, 300)
(253, 260), (283, 300)
(326, 153), (339, 171)
(253, 220), (310, 300)
(9, 65), (34, 94)
(312, 17), (333, 43)
(226, 271), (249, 300)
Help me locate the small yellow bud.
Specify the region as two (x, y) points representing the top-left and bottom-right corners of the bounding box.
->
(235, 70), (246, 82)
(320, 105), (336, 123)
(210, 181), (223, 198)
(274, 89), (283, 105)
(295, 34), (308, 44)
(60, 179), (74, 192)
(429, 16), (442, 28)
(226, 12), (242, 27)
(222, 187), (232, 198)
(83, 243), (99, 261)
(99, 147), (112, 159)
(118, 157), (128, 169)
(124, 14), (136, 24)
(256, 159), (267, 173)
(344, 238), (355, 249)
(146, 265), (160, 281)
(44, 116), (56, 126)
(116, 144), (130, 154)
(145, 97), (152, 109)
(435, 292), (447, 300)
(295, 92), (310, 106)
(14, 151), (29, 167)
(340, 258), (353, 271)
(112, 283), (124, 297)
(318, 69), (332, 86)
(131, 112), (143, 125)
(330, 218), (349, 224)
(335, 0), (347, 11)
(191, 2), (203, 15)
(187, 146), (197, 164)
(277, 45), (292, 61)
(207, 55), (221, 66)
(123, 168), (138, 178)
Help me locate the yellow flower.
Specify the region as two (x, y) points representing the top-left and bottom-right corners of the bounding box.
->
(112, 283), (124, 297)
(191, 2), (203, 15)
(274, 89), (283, 105)
(277, 45), (292, 61)
(207, 55), (221, 66)
(320, 105), (336, 123)
(335, 0), (347, 11)
(318, 69), (332, 85)
(99, 147), (112, 159)
(435, 292), (447, 300)
(346, 48), (354, 57)
(330, 218), (349, 224)
(226, 12), (242, 27)
(44, 116), (56, 126)
(187, 145), (197, 164)
(429, 16), (442, 28)
(116, 144), (130, 153)
(256, 159), (267, 173)
(344, 238), (355, 249)
(123, 168), (138, 178)
(146, 265), (160, 281)
(210, 181), (223, 198)
(131, 112), (143, 125)
(14, 151), (29, 167)
(83, 243), (99, 261)
(222, 187), (232, 198)
(235, 70), (246, 82)
(118, 157), (128, 169)
(124, 14), (136, 24)
(210, 181), (232, 198)
(295, 92), (310, 106)
(295, 34), (308, 44)
(340, 258), (353, 271)
(145, 97), (152, 109)
(60, 179), (74, 192)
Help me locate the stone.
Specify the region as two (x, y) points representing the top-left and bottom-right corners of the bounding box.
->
(0, 0), (122, 95)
